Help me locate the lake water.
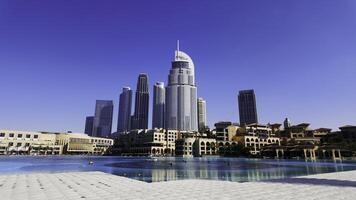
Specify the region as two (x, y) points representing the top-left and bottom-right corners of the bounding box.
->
(1, 156), (356, 182)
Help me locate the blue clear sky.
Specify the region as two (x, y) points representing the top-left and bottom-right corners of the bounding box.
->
(0, 0), (355, 132)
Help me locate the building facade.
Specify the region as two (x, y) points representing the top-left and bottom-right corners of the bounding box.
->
(84, 116), (94, 135)
(117, 87), (132, 133)
(56, 133), (113, 155)
(0, 130), (113, 155)
(235, 124), (280, 155)
(166, 43), (198, 132)
(92, 100), (114, 137)
(238, 90), (258, 125)
(152, 82), (165, 129)
(215, 121), (234, 142)
(175, 137), (217, 157)
(197, 97), (207, 132)
(132, 74), (149, 130)
(117, 129), (179, 156)
(0, 130), (62, 155)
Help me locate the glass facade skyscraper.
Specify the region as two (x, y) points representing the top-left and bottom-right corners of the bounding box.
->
(238, 90), (258, 125)
(197, 97), (207, 132)
(117, 87), (132, 133)
(152, 82), (165, 129)
(166, 43), (198, 132)
(132, 74), (149, 130)
(93, 100), (113, 137)
(84, 116), (94, 136)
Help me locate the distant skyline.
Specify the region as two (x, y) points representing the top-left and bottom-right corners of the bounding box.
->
(0, 0), (355, 132)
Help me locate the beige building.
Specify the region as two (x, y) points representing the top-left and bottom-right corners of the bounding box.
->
(214, 122), (238, 142)
(235, 124), (281, 155)
(175, 136), (217, 157)
(118, 129), (179, 156)
(55, 132), (113, 155)
(238, 135), (280, 155)
(0, 130), (62, 155)
(0, 130), (113, 155)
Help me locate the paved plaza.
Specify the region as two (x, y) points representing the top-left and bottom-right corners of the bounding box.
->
(1, 170), (356, 200)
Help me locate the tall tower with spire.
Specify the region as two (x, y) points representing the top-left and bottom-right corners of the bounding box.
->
(165, 41), (198, 132)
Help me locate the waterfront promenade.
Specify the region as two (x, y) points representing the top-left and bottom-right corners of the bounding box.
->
(1, 170), (356, 200)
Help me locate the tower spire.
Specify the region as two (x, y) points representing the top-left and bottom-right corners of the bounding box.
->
(175, 40), (180, 59)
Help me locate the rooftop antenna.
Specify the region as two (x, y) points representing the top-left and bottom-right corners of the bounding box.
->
(176, 40), (180, 59)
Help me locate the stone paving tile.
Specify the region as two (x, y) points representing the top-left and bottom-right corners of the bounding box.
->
(1, 171), (356, 200)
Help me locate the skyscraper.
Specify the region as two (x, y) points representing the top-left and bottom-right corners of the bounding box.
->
(132, 74), (149, 130)
(284, 117), (291, 129)
(84, 116), (94, 136)
(92, 100), (113, 137)
(152, 82), (165, 129)
(197, 97), (207, 132)
(166, 41), (198, 132)
(117, 87), (132, 133)
(238, 90), (258, 125)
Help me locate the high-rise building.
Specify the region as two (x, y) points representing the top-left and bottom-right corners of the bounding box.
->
(84, 116), (94, 136)
(152, 82), (165, 129)
(92, 100), (114, 137)
(117, 87), (132, 133)
(284, 117), (291, 129)
(238, 90), (258, 125)
(166, 41), (198, 132)
(132, 74), (149, 129)
(197, 97), (207, 131)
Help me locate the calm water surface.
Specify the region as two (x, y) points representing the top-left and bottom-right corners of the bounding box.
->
(1, 156), (356, 182)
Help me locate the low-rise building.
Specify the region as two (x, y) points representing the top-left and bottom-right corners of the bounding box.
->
(0, 130), (62, 155)
(0, 130), (113, 155)
(175, 137), (217, 157)
(117, 129), (179, 156)
(55, 132), (113, 155)
(215, 121), (234, 141)
(239, 135), (280, 155)
(285, 123), (311, 138)
(235, 124), (281, 155)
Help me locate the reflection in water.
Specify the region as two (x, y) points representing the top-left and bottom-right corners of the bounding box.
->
(0, 156), (355, 183)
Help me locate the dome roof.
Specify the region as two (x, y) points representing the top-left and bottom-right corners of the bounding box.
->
(174, 50), (195, 75)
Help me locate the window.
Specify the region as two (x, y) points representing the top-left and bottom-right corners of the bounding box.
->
(18, 134), (23, 138)
(0, 133), (5, 137)
(34, 135), (38, 139)
(9, 133), (14, 137)
(17, 143), (22, 147)
(8, 142), (13, 146)
(26, 134), (31, 138)
(25, 143), (30, 147)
